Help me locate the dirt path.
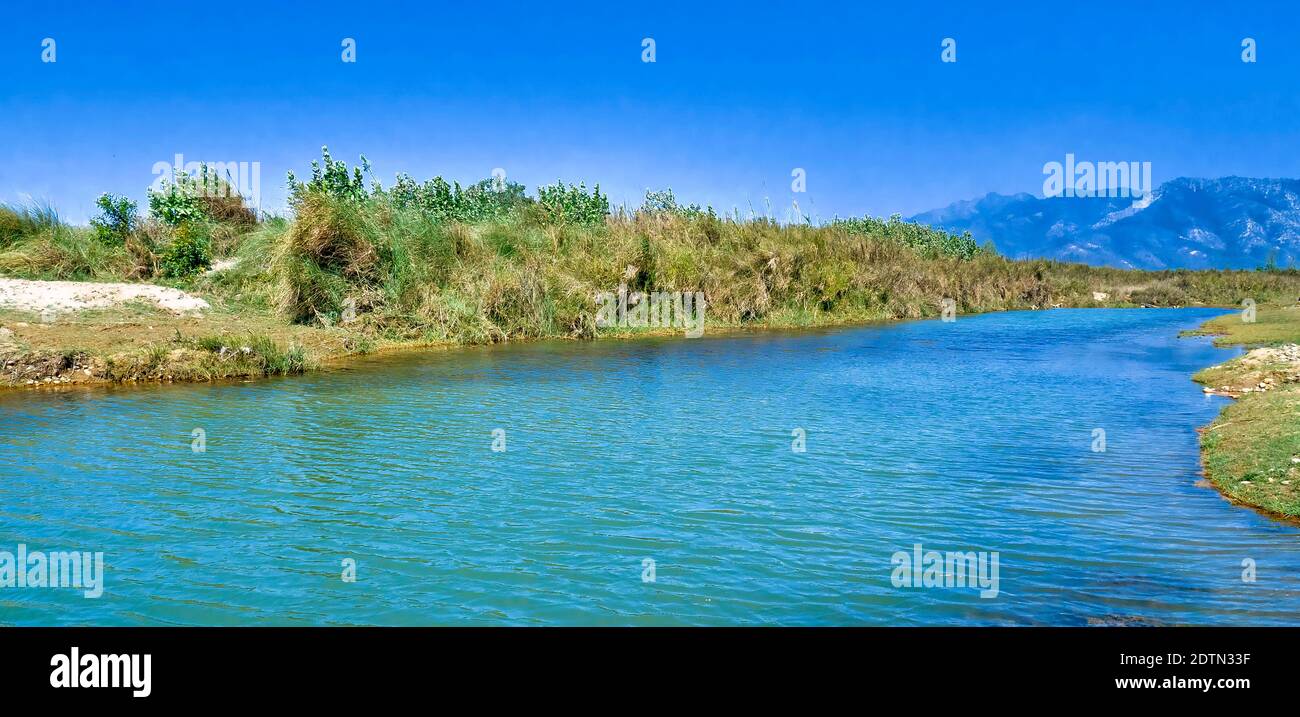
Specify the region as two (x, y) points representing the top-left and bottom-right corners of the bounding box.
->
(0, 277), (209, 316)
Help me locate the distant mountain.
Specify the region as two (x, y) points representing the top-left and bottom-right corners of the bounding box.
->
(909, 177), (1300, 270)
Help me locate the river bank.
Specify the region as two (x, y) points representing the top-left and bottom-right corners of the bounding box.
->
(1185, 305), (1300, 519)
(1, 278), (1295, 390)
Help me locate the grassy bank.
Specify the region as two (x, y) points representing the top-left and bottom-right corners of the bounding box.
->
(0, 300), (326, 387)
(1187, 306), (1300, 518)
(5, 147), (1300, 390)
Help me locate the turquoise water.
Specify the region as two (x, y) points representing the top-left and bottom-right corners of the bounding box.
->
(2, 308), (1299, 625)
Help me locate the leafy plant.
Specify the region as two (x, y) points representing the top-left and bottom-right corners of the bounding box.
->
(149, 164), (257, 237)
(458, 178), (531, 221)
(160, 222), (213, 277)
(640, 188), (712, 219)
(390, 174), (531, 222)
(149, 172), (209, 226)
(641, 188), (679, 214)
(89, 194), (138, 246)
(536, 181), (608, 225)
(834, 214), (985, 260)
(287, 146), (373, 206)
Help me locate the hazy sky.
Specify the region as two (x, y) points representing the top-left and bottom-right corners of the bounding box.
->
(3, 1), (1299, 223)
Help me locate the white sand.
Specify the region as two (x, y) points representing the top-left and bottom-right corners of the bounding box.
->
(0, 277), (209, 315)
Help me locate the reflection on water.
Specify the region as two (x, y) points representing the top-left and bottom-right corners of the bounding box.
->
(2, 308), (1296, 625)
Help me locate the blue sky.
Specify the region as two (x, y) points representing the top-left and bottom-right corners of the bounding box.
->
(2, 1), (1298, 223)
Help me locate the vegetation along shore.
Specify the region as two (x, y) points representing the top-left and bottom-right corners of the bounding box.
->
(1185, 306), (1300, 519)
(2, 146), (1299, 382)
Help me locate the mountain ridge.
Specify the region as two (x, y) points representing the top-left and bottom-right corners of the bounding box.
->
(909, 177), (1300, 270)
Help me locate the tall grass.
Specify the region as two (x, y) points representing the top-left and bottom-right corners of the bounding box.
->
(0, 203), (132, 280)
(265, 178), (1300, 345)
(8, 147), (1300, 351)
(0, 202), (62, 251)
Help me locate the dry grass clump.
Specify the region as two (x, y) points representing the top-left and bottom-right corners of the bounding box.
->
(196, 190), (257, 227)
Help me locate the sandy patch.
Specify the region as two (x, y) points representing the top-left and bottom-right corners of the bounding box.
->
(0, 277), (209, 316)
(205, 257), (241, 276)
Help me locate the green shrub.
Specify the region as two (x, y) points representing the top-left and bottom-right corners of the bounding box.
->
(641, 188), (679, 214)
(290, 148), (604, 229)
(389, 174), (455, 215)
(536, 181), (608, 225)
(834, 214), (985, 260)
(460, 178), (532, 221)
(390, 175), (531, 222)
(148, 165), (256, 228)
(639, 188), (712, 219)
(287, 146), (373, 206)
(89, 193), (138, 245)
(160, 223), (213, 277)
(149, 175), (208, 226)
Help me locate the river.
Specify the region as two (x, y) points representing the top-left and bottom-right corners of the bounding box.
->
(2, 308), (1298, 625)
